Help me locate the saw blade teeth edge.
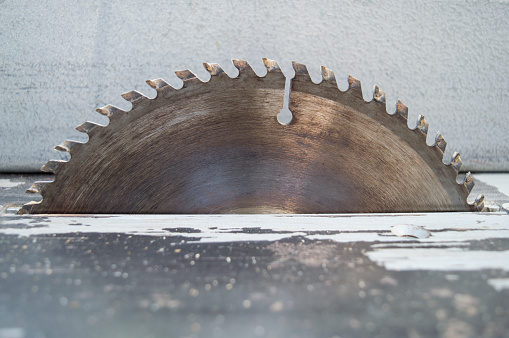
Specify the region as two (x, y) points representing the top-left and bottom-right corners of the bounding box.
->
(96, 104), (124, 118)
(76, 121), (102, 135)
(26, 181), (47, 194)
(474, 194), (485, 211)
(463, 171), (475, 193)
(41, 160), (66, 173)
(262, 58), (282, 73)
(450, 152), (462, 173)
(232, 59), (257, 76)
(347, 75), (363, 98)
(146, 78), (171, 91)
(395, 100), (409, 120)
(321, 66), (337, 84)
(434, 132), (447, 154)
(415, 115), (429, 135)
(292, 61), (311, 79)
(54, 140), (82, 154)
(175, 70), (202, 87)
(203, 63), (225, 77)
(18, 202), (37, 214)
(121, 90), (148, 104)
(373, 85), (386, 104)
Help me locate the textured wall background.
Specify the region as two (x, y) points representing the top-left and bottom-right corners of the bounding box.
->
(1, 0), (508, 172)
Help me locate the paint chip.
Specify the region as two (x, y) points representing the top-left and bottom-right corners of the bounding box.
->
(0, 179), (25, 188)
(391, 224), (430, 238)
(487, 278), (509, 291)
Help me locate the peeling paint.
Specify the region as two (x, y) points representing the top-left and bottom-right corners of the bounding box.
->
(391, 224), (431, 238)
(365, 248), (509, 271)
(0, 179), (25, 188)
(487, 278), (509, 291)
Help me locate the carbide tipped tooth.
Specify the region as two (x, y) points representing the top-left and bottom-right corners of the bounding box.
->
(26, 182), (46, 194)
(262, 58), (282, 73)
(450, 152), (462, 173)
(474, 194), (485, 211)
(434, 132), (447, 153)
(373, 85), (386, 104)
(462, 172), (474, 193)
(232, 59), (256, 75)
(203, 63), (225, 76)
(175, 69), (200, 85)
(76, 121), (101, 134)
(292, 61), (311, 79)
(416, 115), (429, 135)
(54, 140), (80, 153)
(321, 66), (337, 84)
(396, 100), (408, 120)
(54, 144), (66, 152)
(96, 105), (124, 117)
(41, 160), (66, 173)
(17, 202), (36, 215)
(146, 78), (170, 90)
(348, 75), (363, 98)
(121, 90), (147, 103)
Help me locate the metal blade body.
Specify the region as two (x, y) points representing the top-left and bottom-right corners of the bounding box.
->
(20, 60), (475, 214)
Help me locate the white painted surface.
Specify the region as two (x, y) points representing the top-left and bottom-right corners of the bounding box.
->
(1, 1), (508, 171)
(391, 224), (430, 238)
(2, 213), (508, 272)
(366, 249), (509, 272)
(1, 212), (508, 241)
(487, 278), (509, 292)
(0, 179), (24, 188)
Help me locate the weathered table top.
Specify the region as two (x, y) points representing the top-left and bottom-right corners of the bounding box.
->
(1, 174), (508, 338)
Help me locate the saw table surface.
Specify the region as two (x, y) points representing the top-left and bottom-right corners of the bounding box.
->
(0, 174), (508, 338)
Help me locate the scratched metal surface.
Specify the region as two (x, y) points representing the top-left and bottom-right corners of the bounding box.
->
(15, 64), (480, 214)
(2, 173), (509, 214)
(1, 175), (509, 338)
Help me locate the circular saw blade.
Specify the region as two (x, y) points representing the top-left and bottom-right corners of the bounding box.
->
(20, 59), (482, 214)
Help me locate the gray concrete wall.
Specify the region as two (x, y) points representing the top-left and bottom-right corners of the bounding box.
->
(1, 0), (508, 172)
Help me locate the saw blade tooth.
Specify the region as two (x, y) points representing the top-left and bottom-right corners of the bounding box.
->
(396, 100), (409, 120)
(232, 59), (257, 76)
(203, 63), (225, 77)
(17, 202), (38, 215)
(146, 78), (171, 90)
(26, 181), (47, 194)
(416, 115), (429, 135)
(96, 104), (124, 118)
(292, 61), (311, 79)
(450, 152), (462, 173)
(262, 58), (282, 73)
(76, 121), (101, 134)
(175, 69), (202, 86)
(434, 132), (447, 154)
(474, 194), (485, 211)
(462, 171), (475, 194)
(321, 66), (337, 84)
(41, 160), (66, 173)
(347, 75), (363, 98)
(373, 85), (386, 104)
(54, 140), (81, 153)
(121, 90), (148, 104)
